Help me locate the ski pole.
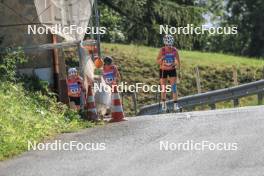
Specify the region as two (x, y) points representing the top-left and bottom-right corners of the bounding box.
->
(158, 58), (165, 114)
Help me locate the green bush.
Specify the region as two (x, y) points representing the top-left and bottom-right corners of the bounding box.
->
(0, 48), (26, 82)
(0, 50), (95, 161)
(0, 82), (94, 160)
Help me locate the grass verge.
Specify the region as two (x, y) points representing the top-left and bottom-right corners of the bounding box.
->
(0, 82), (94, 161)
(64, 43), (264, 115)
(101, 43), (264, 115)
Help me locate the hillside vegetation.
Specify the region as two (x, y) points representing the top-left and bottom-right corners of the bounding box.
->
(0, 51), (95, 161)
(101, 43), (264, 115)
(0, 82), (96, 161)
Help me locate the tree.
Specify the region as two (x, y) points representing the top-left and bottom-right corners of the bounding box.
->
(206, 0), (264, 57)
(227, 0), (264, 57)
(100, 0), (205, 49)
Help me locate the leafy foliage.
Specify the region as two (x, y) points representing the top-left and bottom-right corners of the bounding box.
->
(100, 0), (205, 48)
(0, 50), (95, 161)
(0, 82), (94, 161)
(225, 0), (264, 57)
(205, 0), (264, 57)
(0, 48), (27, 82)
(100, 0), (264, 57)
(99, 3), (126, 43)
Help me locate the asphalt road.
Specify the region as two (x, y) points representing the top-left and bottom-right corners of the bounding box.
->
(1, 106), (264, 176)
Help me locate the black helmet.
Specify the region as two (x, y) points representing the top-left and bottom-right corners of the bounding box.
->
(104, 56), (113, 65)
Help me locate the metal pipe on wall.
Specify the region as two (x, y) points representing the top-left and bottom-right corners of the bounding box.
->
(94, 0), (101, 57)
(52, 34), (60, 94)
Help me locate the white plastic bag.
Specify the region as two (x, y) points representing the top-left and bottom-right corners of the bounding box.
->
(34, 0), (94, 41)
(94, 77), (112, 116)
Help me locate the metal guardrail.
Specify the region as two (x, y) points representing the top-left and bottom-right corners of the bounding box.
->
(138, 79), (264, 116)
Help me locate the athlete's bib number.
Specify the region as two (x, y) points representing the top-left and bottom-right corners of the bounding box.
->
(164, 54), (175, 66)
(104, 72), (115, 84)
(69, 83), (80, 94)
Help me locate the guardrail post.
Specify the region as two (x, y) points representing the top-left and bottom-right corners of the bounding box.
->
(232, 65), (238, 86)
(122, 92), (138, 116)
(209, 104), (216, 110)
(195, 67), (202, 94)
(258, 93), (263, 105)
(132, 92), (138, 115)
(233, 99), (239, 107)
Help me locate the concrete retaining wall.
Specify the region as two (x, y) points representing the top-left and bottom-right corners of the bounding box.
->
(0, 0), (53, 69)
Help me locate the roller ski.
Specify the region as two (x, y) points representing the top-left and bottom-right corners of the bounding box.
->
(159, 101), (170, 113)
(173, 101), (182, 113)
